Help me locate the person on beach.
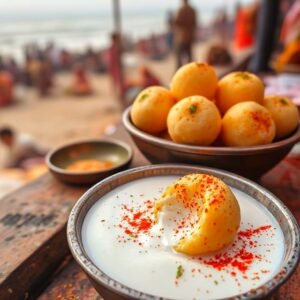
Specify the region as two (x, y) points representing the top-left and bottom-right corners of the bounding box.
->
(214, 8), (228, 44)
(0, 71), (14, 106)
(124, 64), (161, 102)
(234, 1), (260, 50)
(107, 32), (123, 99)
(166, 11), (174, 50)
(0, 56), (5, 71)
(69, 63), (93, 96)
(280, 0), (300, 47)
(173, 0), (197, 68)
(36, 54), (53, 96)
(0, 127), (48, 169)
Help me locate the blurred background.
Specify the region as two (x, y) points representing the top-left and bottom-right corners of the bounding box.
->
(0, 0), (299, 194)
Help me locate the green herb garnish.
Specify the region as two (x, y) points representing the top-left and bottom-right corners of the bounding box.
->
(280, 98), (288, 105)
(189, 104), (197, 114)
(196, 62), (205, 68)
(139, 94), (149, 102)
(129, 233), (138, 238)
(235, 72), (251, 80)
(176, 265), (184, 279)
(214, 280), (219, 285)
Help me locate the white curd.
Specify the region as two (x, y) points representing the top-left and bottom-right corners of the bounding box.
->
(82, 176), (285, 300)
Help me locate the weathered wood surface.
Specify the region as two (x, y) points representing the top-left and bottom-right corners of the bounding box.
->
(0, 127), (148, 300)
(0, 174), (86, 300)
(38, 258), (101, 300)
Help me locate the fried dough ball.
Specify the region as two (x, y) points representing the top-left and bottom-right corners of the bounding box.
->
(167, 96), (221, 145)
(170, 62), (218, 101)
(263, 95), (299, 139)
(154, 174), (241, 256)
(216, 72), (264, 114)
(222, 101), (275, 147)
(131, 86), (176, 134)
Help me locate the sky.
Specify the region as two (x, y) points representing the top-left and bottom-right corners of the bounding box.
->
(0, 0), (251, 17)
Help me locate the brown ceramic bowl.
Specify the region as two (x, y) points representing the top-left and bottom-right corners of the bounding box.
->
(123, 106), (300, 179)
(67, 164), (300, 300)
(46, 139), (133, 185)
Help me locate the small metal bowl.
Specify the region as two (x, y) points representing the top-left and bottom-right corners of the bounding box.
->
(46, 139), (133, 185)
(123, 106), (300, 179)
(67, 164), (299, 300)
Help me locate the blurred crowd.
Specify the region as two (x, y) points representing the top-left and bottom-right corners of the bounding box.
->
(0, 29), (176, 105)
(0, 0), (299, 107)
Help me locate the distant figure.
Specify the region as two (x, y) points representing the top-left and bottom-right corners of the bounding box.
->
(95, 51), (107, 73)
(60, 49), (72, 70)
(24, 54), (39, 87)
(6, 58), (21, 84)
(107, 32), (123, 99)
(149, 34), (166, 60)
(207, 44), (232, 66)
(166, 11), (174, 50)
(69, 64), (93, 96)
(125, 65), (161, 103)
(46, 41), (61, 71)
(214, 8), (228, 44)
(275, 0), (300, 71)
(0, 72), (14, 106)
(234, 1), (260, 50)
(0, 56), (4, 71)
(85, 47), (98, 71)
(173, 0), (197, 68)
(140, 65), (161, 87)
(0, 127), (48, 169)
(280, 0), (300, 46)
(36, 55), (53, 96)
(247, 1), (260, 38)
(137, 38), (151, 57)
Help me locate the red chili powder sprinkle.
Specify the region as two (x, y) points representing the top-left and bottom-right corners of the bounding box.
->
(115, 181), (274, 285)
(201, 225), (272, 275)
(250, 111), (272, 131)
(138, 218), (152, 231)
(210, 199), (220, 206)
(117, 200), (154, 242)
(133, 212), (142, 220)
(124, 229), (133, 235)
(239, 225), (272, 238)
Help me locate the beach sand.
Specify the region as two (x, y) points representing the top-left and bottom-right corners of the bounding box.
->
(0, 72), (121, 162)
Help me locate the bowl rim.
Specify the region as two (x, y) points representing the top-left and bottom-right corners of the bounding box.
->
(67, 164), (300, 300)
(122, 106), (300, 156)
(46, 138), (133, 176)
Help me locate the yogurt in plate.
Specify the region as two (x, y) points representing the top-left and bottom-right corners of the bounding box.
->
(82, 175), (285, 300)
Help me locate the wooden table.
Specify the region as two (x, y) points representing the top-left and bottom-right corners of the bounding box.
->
(0, 126), (299, 300)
